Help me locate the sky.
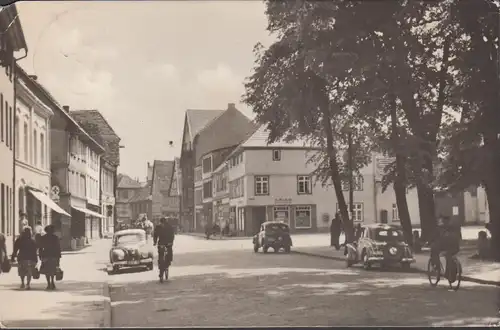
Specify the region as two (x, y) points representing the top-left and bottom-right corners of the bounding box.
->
(17, 1), (275, 181)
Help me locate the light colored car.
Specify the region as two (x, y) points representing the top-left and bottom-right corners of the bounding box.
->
(253, 221), (293, 253)
(107, 229), (154, 274)
(346, 224), (415, 270)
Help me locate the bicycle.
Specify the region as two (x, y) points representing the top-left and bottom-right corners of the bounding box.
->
(427, 252), (462, 291)
(156, 243), (173, 283)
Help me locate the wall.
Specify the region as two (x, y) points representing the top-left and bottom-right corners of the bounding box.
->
(85, 145), (100, 206)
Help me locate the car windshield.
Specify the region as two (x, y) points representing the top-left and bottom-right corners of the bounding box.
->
(265, 223), (289, 232)
(115, 233), (143, 246)
(374, 229), (404, 242)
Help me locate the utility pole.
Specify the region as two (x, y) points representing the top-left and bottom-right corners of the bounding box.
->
(348, 129), (354, 220)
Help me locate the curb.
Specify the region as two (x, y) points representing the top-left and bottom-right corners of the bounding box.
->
(180, 233), (249, 240)
(101, 282), (111, 328)
(292, 250), (500, 287)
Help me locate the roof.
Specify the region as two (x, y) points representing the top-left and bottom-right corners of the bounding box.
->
(186, 109), (225, 140)
(242, 125), (313, 148)
(152, 160), (175, 192)
(117, 174), (142, 189)
(71, 110), (119, 137)
(113, 229), (145, 237)
(129, 186), (152, 203)
(1, 5), (28, 51)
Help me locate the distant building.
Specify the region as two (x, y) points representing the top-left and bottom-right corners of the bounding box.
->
(151, 160), (178, 221)
(129, 186), (152, 222)
(179, 103), (256, 232)
(116, 174), (142, 225)
(0, 5), (28, 249)
(70, 109), (121, 236)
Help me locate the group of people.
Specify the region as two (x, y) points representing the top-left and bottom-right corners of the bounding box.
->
(0, 223), (61, 290)
(329, 212), (363, 250)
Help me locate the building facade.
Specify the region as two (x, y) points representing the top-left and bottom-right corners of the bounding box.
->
(129, 186), (152, 222)
(71, 109), (121, 237)
(14, 68), (70, 244)
(116, 174), (142, 225)
(151, 160), (179, 220)
(50, 104), (105, 250)
(0, 5), (28, 249)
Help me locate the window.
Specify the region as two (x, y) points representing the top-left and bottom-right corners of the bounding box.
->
(392, 203), (400, 222)
(203, 180), (212, 199)
(202, 156), (212, 174)
(295, 205), (312, 229)
(336, 203), (364, 222)
(0, 183), (4, 233)
(120, 190), (129, 199)
(80, 175), (86, 197)
(33, 129), (38, 167)
(5, 102), (9, 148)
(23, 123), (28, 162)
(272, 149), (281, 161)
(40, 133), (45, 169)
(273, 206), (289, 224)
(297, 175), (312, 195)
(14, 116), (19, 159)
(342, 175), (364, 191)
(194, 188), (202, 205)
(254, 176), (269, 195)
(194, 167), (202, 182)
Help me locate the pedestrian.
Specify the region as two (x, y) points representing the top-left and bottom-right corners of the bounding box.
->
(21, 216), (29, 231)
(0, 232), (7, 274)
(330, 212), (342, 250)
(11, 227), (38, 290)
(39, 225), (62, 290)
(34, 221), (44, 247)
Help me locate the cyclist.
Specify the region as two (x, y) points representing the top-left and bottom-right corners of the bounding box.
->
(153, 217), (175, 281)
(429, 215), (461, 282)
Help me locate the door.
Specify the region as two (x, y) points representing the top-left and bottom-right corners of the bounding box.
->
(252, 207), (266, 235)
(380, 210), (388, 224)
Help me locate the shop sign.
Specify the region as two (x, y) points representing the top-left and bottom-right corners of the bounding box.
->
(275, 197), (292, 205)
(51, 186), (60, 203)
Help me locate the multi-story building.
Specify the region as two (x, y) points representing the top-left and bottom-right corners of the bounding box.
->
(70, 109), (121, 237)
(0, 5), (28, 249)
(151, 160), (178, 220)
(213, 125), (422, 236)
(129, 185), (152, 222)
(50, 103), (106, 250)
(14, 68), (71, 243)
(116, 174), (142, 225)
(179, 103), (256, 232)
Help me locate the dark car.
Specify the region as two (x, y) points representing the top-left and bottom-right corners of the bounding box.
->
(253, 221), (293, 253)
(107, 229), (154, 274)
(346, 224), (415, 270)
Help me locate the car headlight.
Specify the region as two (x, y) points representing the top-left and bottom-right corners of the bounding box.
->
(112, 249), (125, 260)
(389, 247), (397, 255)
(141, 251), (149, 258)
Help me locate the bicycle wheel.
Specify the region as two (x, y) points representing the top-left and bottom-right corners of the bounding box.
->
(427, 257), (441, 287)
(448, 257), (462, 291)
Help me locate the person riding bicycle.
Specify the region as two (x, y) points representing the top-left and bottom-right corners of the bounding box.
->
(153, 217), (175, 280)
(429, 215), (461, 282)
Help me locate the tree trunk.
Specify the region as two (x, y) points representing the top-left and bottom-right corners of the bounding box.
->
(389, 92), (413, 245)
(321, 102), (355, 243)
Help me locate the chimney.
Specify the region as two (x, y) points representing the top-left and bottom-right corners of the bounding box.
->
(228, 103), (236, 110)
(29, 75), (37, 81)
(63, 105), (70, 113)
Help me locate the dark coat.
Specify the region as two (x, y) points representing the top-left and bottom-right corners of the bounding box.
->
(39, 234), (62, 259)
(13, 236), (38, 262)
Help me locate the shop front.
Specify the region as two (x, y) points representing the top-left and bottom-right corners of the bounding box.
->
(87, 203), (103, 239)
(71, 201), (105, 246)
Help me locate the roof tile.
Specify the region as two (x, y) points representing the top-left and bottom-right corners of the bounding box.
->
(186, 109), (224, 138)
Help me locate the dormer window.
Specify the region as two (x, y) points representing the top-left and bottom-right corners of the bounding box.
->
(272, 149), (281, 161)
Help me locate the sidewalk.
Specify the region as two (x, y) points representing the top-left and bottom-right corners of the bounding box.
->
(0, 239), (111, 328)
(293, 245), (500, 286)
(180, 232), (249, 240)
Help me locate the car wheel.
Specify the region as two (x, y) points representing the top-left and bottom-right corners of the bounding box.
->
(284, 245), (291, 254)
(263, 245), (269, 253)
(362, 251), (371, 270)
(253, 243), (259, 253)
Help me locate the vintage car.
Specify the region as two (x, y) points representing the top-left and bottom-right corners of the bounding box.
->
(346, 224), (415, 270)
(107, 229), (154, 274)
(253, 221), (293, 253)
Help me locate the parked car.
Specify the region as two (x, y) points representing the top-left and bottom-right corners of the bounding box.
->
(107, 229), (154, 275)
(346, 224), (415, 270)
(253, 221), (293, 253)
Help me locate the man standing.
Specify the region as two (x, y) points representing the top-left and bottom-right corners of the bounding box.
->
(330, 212), (342, 250)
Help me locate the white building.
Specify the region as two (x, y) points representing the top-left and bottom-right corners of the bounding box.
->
(14, 69), (70, 239)
(0, 6), (28, 249)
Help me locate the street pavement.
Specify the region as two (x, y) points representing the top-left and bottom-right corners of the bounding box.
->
(1, 234), (499, 327)
(108, 235), (500, 327)
(0, 239), (111, 328)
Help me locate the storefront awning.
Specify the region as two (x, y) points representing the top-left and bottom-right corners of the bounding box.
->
(72, 206), (105, 219)
(28, 189), (71, 217)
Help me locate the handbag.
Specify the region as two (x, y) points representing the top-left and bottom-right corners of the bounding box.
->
(55, 267), (63, 281)
(32, 265), (40, 279)
(1, 257), (11, 273)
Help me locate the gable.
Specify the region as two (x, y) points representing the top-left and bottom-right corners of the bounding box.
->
(182, 116), (191, 147)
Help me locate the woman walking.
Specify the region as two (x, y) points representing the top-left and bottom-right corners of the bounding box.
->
(39, 225), (62, 290)
(11, 227), (38, 290)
